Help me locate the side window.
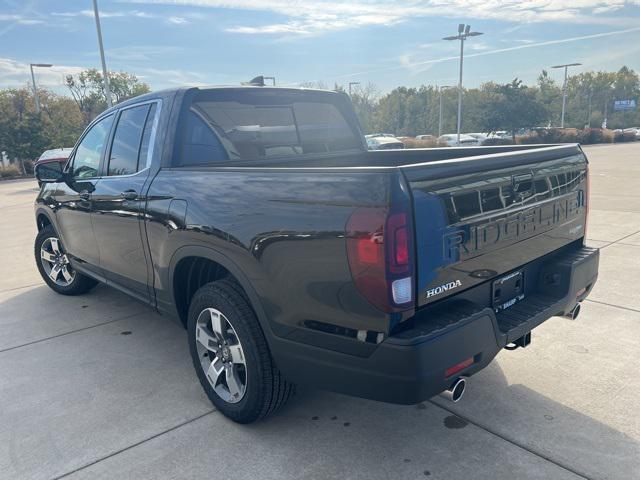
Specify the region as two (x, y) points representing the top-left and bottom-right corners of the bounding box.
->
(107, 104), (152, 176)
(70, 114), (114, 179)
(138, 103), (157, 168)
(179, 110), (229, 167)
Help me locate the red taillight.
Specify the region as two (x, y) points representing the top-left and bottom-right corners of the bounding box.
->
(346, 206), (414, 312)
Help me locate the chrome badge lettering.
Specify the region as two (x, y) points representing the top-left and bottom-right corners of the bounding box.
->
(426, 280), (462, 298)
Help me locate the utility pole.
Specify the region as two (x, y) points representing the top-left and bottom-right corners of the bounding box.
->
(29, 63), (53, 114)
(92, 0), (113, 107)
(443, 24), (483, 145)
(551, 62), (581, 128)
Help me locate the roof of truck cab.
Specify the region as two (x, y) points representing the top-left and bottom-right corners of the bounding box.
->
(102, 85), (343, 117)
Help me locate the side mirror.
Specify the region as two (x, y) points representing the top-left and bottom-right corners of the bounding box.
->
(35, 161), (65, 183)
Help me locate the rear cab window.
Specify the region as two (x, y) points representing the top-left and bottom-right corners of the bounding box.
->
(176, 88), (364, 166)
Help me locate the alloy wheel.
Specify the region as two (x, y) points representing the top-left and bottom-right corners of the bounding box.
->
(195, 307), (247, 403)
(40, 237), (75, 286)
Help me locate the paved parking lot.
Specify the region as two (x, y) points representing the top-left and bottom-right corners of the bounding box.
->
(1, 142), (639, 480)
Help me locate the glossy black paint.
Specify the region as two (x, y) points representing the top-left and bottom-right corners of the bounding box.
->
(35, 86), (598, 405)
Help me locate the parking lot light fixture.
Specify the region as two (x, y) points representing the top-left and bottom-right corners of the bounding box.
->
(29, 63), (53, 114)
(443, 24), (483, 145)
(551, 62), (582, 128)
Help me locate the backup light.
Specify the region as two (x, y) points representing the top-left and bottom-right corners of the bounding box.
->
(392, 277), (412, 304)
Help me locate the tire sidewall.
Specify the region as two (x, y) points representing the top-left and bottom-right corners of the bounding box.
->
(187, 283), (267, 422)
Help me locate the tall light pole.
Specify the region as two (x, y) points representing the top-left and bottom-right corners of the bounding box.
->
(29, 63), (53, 114)
(438, 85), (452, 137)
(348, 82), (360, 96)
(551, 62), (581, 128)
(92, 0), (112, 108)
(443, 24), (483, 145)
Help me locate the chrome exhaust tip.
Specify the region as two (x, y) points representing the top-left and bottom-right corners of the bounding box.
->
(440, 377), (467, 403)
(564, 303), (581, 320)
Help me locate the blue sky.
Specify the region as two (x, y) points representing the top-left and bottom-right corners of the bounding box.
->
(1, 0), (640, 95)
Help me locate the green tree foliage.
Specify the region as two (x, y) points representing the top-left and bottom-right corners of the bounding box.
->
(343, 66), (639, 135)
(0, 88), (84, 160)
(477, 79), (549, 140)
(0, 68), (149, 161)
(65, 68), (150, 122)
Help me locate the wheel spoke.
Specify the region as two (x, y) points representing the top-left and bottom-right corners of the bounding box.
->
(226, 367), (243, 399)
(228, 344), (245, 365)
(60, 266), (73, 283)
(196, 322), (218, 351)
(49, 264), (61, 282)
(50, 238), (61, 254)
(206, 358), (225, 386)
(41, 249), (55, 263)
(209, 309), (225, 339)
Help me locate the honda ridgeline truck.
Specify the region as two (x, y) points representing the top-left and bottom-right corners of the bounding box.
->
(34, 87), (599, 423)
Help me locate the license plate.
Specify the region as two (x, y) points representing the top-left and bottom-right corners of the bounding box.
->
(492, 270), (524, 312)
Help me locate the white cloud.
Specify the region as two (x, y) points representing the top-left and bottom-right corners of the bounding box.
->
(0, 58), (85, 90)
(51, 9), (200, 25)
(0, 14), (44, 26)
(52, 10), (155, 19)
(124, 0), (640, 35)
(336, 26), (640, 78)
(167, 16), (189, 24)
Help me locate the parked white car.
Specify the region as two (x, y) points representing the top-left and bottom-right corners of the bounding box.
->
(366, 136), (405, 150)
(437, 134), (480, 147)
(415, 134), (437, 141)
(623, 127), (640, 139)
(466, 133), (488, 144)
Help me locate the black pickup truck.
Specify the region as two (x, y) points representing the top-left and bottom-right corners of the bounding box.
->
(34, 86), (599, 423)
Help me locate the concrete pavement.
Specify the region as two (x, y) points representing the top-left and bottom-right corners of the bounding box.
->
(1, 142), (639, 479)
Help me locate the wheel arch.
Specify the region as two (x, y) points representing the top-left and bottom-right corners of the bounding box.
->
(168, 246), (277, 342)
(35, 208), (55, 232)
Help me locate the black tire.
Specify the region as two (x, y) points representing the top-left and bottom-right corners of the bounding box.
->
(34, 225), (98, 295)
(188, 279), (295, 423)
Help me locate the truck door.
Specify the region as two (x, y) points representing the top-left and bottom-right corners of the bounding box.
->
(91, 101), (159, 304)
(55, 113), (115, 273)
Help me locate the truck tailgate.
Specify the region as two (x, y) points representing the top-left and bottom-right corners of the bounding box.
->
(401, 145), (588, 307)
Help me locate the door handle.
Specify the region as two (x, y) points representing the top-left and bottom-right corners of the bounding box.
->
(79, 190), (90, 200)
(121, 190), (138, 201)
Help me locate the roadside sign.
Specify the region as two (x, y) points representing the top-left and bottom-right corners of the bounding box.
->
(614, 99), (636, 111)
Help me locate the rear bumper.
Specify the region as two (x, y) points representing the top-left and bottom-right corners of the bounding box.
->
(272, 244), (599, 404)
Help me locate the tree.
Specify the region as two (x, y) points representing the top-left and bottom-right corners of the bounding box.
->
(65, 68), (150, 123)
(0, 88), (85, 160)
(348, 83), (379, 134)
(478, 79), (549, 140)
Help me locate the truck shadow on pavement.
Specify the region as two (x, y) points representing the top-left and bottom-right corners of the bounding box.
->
(0, 284), (638, 479)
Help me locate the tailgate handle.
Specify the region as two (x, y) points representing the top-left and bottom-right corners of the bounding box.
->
(513, 173), (533, 196)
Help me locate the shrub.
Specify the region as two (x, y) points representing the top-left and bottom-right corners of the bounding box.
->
(578, 129), (598, 144)
(601, 130), (616, 143)
(0, 164), (22, 178)
(402, 138), (448, 148)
